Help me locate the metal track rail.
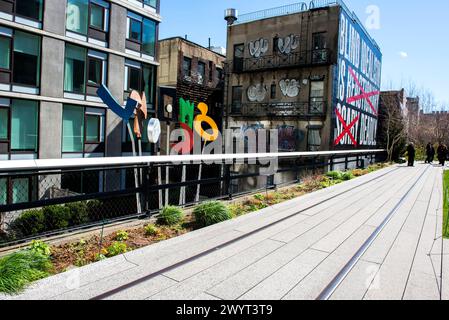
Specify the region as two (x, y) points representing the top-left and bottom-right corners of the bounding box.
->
(316, 166), (431, 300)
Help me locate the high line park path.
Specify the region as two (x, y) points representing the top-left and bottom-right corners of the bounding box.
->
(2, 163), (448, 300)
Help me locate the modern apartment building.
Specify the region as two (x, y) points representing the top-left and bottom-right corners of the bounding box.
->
(0, 0), (161, 204)
(224, 0), (382, 153)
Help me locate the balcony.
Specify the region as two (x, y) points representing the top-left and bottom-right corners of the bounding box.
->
(229, 101), (327, 118)
(232, 49), (331, 73)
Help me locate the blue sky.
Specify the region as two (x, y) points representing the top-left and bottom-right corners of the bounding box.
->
(159, 0), (449, 107)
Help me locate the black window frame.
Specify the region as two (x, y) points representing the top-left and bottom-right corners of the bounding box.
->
(0, 99), (40, 157)
(5, 30), (42, 89)
(231, 86), (243, 114)
(0, 35), (12, 85)
(233, 43), (244, 72)
(124, 62), (156, 110)
(309, 80), (325, 114)
(183, 57), (192, 77)
(270, 84), (277, 99)
(64, 44), (108, 99)
(1, 176), (35, 205)
(61, 104), (106, 155)
(0, 0), (44, 24)
(197, 61), (206, 84)
(88, 2), (105, 31)
(125, 12), (157, 57)
(84, 113), (102, 144)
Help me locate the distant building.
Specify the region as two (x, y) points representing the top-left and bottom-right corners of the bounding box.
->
(157, 36), (225, 154)
(224, 1), (382, 153)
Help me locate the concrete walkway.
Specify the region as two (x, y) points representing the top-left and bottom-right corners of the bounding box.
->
(2, 163), (447, 300)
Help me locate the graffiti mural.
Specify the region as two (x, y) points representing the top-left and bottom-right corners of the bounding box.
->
(279, 79), (301, 98)
(248, 38), (269, 58)
(277, 35), (300, 54)
(333, 9), (382, 148)
(247, 84), (267, 102)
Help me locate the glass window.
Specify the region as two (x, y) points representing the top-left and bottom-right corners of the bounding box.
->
(12, 178), (29, 204)
(183, 57), (191, 77)
(0, 178), (6, 205)
(86, 114), (100, 142)
(308, 128), (322, 152)
(198, 62), (206, 83)
(0, 37), (11, 70)
(66, 0), (89, 35)
(129, 19), (142, 42)
(88, 57), (102, 86)
(271, 84), (276, 99)
(13, 31), (41, 86)
(312, 32), (327, 50)
(233, 44), (244, 72)
(142, 18), (156, 56)
(310, 81), (325, 113)
(16, 0), (44, 21)
(0, 108), (8, 140)
(89, 3), (104, 29)
(11, 99), (38, 151)
(142, 64), (154, 105)
(64, 44), (87, 94)
(144, 0), (157, 8)
(62, 105), (84, 152)
(128, 67), (140, 91)
(232, 86), (243, 113)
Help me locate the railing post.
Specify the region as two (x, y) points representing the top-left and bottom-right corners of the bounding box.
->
(345, 156), (349, 171)
(329, 156), (334, 171)
(225, 163), (233, 200)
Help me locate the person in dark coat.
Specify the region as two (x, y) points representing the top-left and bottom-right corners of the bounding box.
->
(437, 143), (448, 166)
(426, 143), (435, 164)
(407, 143), (416, 167)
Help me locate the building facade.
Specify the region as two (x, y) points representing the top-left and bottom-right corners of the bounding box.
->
(157, 36), (225, 155)
(0, 0), (161, 204)
(224, 1), (382, 153)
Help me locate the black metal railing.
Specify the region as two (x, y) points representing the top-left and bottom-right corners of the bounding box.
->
(229, 101), (327, 117)
(232, 49), (331, 73)
(0, 151), (386, 248)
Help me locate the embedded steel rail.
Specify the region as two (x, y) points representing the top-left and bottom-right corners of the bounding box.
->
(316, 165), (431, 300)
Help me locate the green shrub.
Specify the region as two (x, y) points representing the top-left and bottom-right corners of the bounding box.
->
(0, 250), (53, 294)
(193, 201), (233, 228)
(29, 240), (51, 257)
(144, 224), (160, 236)
(326, 171), (343, 180)
(342, 172), (355, 181)
(12, 209), (45, 237)
(114, 230), (129, 241)
(43, 205), (71, 231)
(66, 202), (89, 226)
(157, 206), (185, 226)
(105, 242), (128, 257)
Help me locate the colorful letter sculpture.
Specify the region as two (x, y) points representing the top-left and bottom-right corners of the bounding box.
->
(97, 85), (137, 120)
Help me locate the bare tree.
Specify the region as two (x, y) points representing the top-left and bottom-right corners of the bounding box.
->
(378, 92), (407, 162)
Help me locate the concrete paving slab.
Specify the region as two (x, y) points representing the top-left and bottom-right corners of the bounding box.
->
(150, 239), (283, 300)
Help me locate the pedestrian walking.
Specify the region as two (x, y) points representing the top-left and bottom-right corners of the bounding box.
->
(407, 143), (416, 167)
(437, 143), (448, 166)
(426, 142), (435, 164)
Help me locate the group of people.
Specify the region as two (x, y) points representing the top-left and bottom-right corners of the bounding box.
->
(406, 142), (448, 167)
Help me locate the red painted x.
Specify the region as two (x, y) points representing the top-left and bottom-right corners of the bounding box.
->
(334, 108), (360, 147)
(347, 67), (379, 116)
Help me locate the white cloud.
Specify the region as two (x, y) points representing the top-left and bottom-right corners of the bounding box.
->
(398, 51), (408, 59)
